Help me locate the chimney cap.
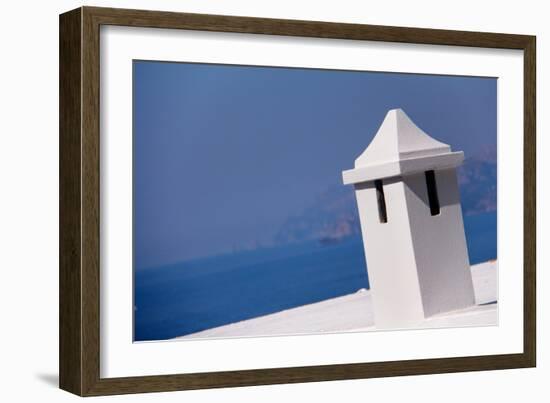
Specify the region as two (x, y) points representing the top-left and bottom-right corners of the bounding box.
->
(343, 109), (463, 185)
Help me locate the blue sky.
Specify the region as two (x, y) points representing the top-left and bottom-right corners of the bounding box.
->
(133, 61), (497, 269)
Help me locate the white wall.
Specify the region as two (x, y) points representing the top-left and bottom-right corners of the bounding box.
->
(0, 0), (545, 402)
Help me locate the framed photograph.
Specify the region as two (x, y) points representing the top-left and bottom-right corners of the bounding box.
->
(59, 6), (536, 396)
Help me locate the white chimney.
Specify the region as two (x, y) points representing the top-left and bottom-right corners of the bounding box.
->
(343, 109), (475, 328)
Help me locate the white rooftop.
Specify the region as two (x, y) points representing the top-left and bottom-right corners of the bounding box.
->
(178, 260), (497, 340)
(342, 109), (464, 184)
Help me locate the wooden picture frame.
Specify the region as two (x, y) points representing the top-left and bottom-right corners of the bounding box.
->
(59, 6), (536, 396)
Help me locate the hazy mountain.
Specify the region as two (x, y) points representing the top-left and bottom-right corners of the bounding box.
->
(273, 185), (360, 245)
(457, 146), (497, 215)
(274, 148), (497, 245)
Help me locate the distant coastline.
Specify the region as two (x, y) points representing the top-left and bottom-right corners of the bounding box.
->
(274, 149), (496, 248)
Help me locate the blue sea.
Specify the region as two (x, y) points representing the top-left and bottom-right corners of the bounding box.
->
(134, 211), (497, 341)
